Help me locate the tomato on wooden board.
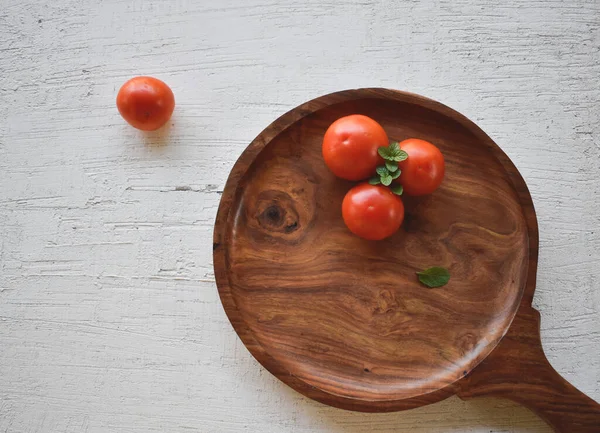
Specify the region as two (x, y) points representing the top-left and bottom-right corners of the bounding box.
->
(342, 183), (405, 240)
(116, 76), (175, 131)
(322, 115), (388, 181)
(398, 138), (445, 196)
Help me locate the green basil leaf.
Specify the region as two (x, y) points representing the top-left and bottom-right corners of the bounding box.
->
(368, 176), (381, 185)
(380, 174), (392, 186)
(390, 150), (409, 162)
(388, 142), (400, 153)
(416, 267), (450, 288)
(385, 161), (398, 172)
(391, 184), (403, 195)
(376, 166), (389, 177)
(378, 147), (392, 160)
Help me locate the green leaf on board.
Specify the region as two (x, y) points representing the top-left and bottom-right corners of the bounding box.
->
(416, 267), (450, 288)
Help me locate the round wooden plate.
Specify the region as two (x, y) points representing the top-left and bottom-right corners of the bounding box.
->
(214, 88), (530, 411)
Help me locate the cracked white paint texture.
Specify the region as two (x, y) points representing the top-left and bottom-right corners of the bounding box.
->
(1, 0), (599, 432)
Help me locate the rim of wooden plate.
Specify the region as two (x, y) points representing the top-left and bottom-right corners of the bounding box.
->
(212, 88), (539, 412)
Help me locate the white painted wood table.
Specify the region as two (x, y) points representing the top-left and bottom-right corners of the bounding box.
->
(1, 1), (599, 432)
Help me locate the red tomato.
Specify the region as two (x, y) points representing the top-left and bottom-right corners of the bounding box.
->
(342, 183), (405, 240)
(398, 138), (445, 196)
(322, 115), (388, 181)
(116, 76), (175, 131)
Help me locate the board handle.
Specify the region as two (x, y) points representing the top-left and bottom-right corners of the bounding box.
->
(458, 306), (600, 432)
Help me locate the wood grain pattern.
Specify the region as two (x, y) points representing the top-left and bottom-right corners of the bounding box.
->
(214, 88), (600, 429)
(458, 305), (600, 432)
(215, 88), (528, 408)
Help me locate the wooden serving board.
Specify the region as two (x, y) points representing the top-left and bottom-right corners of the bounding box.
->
(213, 89), (600, 432)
